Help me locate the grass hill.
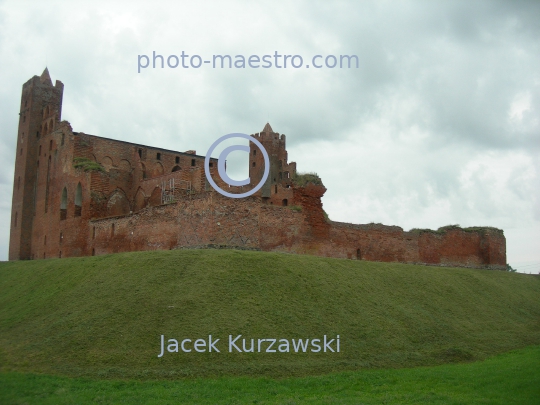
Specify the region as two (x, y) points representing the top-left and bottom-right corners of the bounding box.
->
(0, 249), (539, 380)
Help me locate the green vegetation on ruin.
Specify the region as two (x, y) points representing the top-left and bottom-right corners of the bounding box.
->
(409, 224), (504, 235)
(73, 157), (105, 173)
(0, 249), (538, 381)
(292, 171), (324, 187)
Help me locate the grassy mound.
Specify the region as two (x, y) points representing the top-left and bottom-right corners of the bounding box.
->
(2, 346), (539, 404)
(0, 249), (539, 379)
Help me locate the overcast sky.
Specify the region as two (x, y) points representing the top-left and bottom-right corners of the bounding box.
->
(0, 1), (538, 273)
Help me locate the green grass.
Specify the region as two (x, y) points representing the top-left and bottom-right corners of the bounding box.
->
(1, 345), (538, 404)
(0, 249), (539, 380)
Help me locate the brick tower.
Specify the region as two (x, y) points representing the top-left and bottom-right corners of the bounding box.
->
(249, 123), (297, 203)
(9, 68), (64, 260)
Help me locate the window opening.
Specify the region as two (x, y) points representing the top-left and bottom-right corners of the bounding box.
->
(45, 156), (51, 213)
(75, 183), (82, 216)
(60, 187), (67, 220)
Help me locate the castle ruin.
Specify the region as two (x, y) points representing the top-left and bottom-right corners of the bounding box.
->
(9, 69), (506, 269)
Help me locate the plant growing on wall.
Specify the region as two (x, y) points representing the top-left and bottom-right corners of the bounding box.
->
(292, 172), (324, 187)
(73, 157), (105, 172)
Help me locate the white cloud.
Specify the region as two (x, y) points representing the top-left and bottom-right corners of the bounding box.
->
(509, 91), (532, 121)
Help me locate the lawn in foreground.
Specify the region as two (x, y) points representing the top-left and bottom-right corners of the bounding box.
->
(1, 345), (538, 405)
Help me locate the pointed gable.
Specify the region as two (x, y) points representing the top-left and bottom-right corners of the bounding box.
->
(40, 67), (53, 85)
(262, 122), (273, 133)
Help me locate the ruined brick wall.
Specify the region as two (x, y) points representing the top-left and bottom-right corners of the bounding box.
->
(416, 227), (507, 268)
(91, 204), (179, 255)
(28, 121), (92, 259)
(288, 184), (506, 269)
(89, 191), (305, 255)
(319, 222), (506, 269)
(87, 185), (506, 270)
(72, 132), (213, 215)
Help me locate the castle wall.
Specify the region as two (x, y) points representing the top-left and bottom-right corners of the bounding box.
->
(89, 192), (305, 255)
(91, 204), (179, 255)
(72, 132), (211, 210)
(87, 186), (506, 270)
(289, 184), (506, 269)
(29, 122), (92, 259)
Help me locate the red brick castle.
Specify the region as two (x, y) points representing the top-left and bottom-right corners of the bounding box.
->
(9, 69), (506, 269)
